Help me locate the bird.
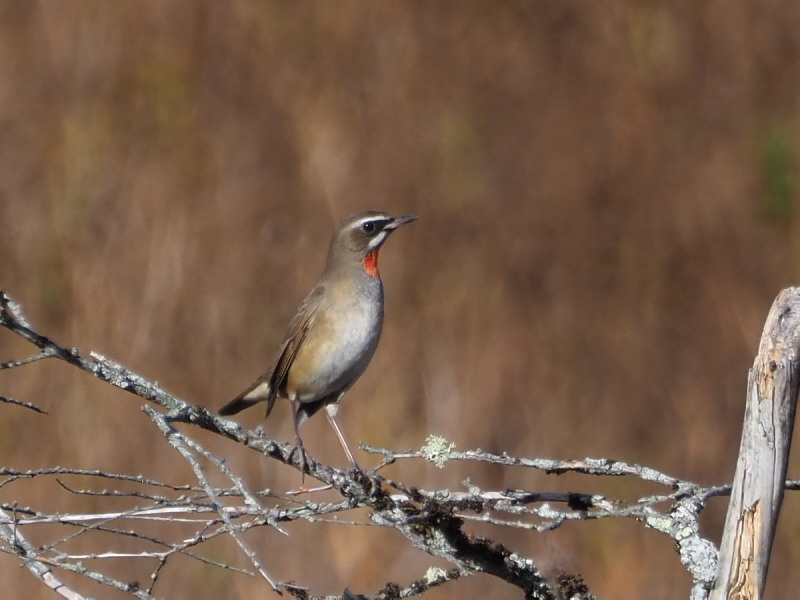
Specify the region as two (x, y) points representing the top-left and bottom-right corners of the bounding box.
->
(219, 210), (417, 478)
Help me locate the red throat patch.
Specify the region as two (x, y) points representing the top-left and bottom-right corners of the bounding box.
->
(363, 250), (380, 278)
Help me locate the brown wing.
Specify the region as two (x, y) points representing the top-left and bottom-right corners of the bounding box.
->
(219, 285), (322, 417)
(264, 288), (321, 414)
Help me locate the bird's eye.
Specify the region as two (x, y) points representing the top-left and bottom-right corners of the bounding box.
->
(361, 221), (377, 234)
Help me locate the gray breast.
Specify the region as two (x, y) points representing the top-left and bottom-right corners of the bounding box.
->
(297, 279), (384, 402)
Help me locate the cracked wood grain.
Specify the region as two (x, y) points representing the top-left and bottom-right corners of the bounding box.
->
(710, 288), (800, 600)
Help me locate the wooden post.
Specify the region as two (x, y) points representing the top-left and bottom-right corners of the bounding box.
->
(710, 288), (800, 599)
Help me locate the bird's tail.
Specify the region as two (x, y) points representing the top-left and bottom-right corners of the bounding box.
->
(218, 379), (276, 417)
(218, 395), (261, 416)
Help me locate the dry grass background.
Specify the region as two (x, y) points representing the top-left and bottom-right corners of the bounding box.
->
(1, 1), (799, 598)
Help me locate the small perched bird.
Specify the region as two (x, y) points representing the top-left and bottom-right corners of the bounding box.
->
(219, 210), (417, 476)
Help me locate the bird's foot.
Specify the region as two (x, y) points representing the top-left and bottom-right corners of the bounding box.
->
(288, 438), (310, 483)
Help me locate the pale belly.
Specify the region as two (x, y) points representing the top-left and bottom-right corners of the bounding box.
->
(288, 293), (383, 403)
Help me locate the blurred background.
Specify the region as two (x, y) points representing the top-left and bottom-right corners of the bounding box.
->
(1, 1), (799, 598)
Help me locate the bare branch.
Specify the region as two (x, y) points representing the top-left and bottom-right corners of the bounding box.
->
(2, 286), (799, 599)
(0, 394), (47, 413)
(0, 507), (154, 600)
(145, 405), (282, 592)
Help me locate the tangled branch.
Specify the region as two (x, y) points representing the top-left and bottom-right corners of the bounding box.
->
(1, 290), (797, 599)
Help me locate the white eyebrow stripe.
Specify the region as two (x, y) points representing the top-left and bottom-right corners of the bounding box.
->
(354, 216), (389, 228)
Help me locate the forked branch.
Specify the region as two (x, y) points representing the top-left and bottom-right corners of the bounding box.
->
(2, 289), (799, 599)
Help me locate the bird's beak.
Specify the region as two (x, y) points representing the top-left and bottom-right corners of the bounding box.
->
(386, 214), (418, 230)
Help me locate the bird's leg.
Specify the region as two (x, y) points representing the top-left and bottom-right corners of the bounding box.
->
(290, 398), (309, 482)
(325, 403), (359, 469)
